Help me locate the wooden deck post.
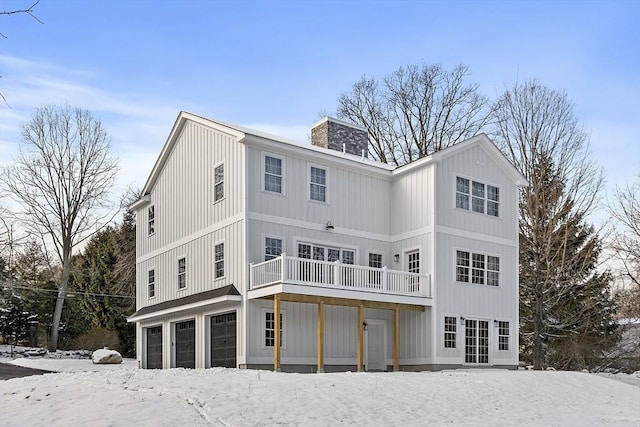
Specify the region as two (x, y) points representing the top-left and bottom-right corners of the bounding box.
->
(393, 306), (400, 372)
(274, 294), (281, 372)
(317, 301), (324, 373)
(357, 304), (364, 372)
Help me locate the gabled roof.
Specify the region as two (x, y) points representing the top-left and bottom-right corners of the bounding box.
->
(392, 133), (528, 187)
(129, 114), (527, 211)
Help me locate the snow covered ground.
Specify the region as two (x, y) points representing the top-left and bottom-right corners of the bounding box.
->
(1, 355), (638, 426)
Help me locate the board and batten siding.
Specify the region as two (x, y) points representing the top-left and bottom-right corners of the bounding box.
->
(390, 164), (434, 236)
(137, 121), (245, 258)
(246, 300), (431, 365)
(245, 146), (391, 235)
(135, 219), (244, 310)
(434, 144), (519, 241)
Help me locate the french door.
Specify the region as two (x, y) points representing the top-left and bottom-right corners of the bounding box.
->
(465, 319), (489, 364)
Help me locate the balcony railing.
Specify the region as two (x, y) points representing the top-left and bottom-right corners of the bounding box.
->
(250, 254), (431, 298)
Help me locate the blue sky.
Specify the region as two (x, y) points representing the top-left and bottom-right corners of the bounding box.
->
(0, 0), (638, 205)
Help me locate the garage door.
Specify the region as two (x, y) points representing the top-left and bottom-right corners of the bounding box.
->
(211, 312), (236, 368)
(146, 326), (162, 369)
(175, 320), (195, 368)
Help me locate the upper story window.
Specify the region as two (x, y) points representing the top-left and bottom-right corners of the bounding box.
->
(265, 237), (283, 261)
(178, 257), (186, 289)
(456, 177), (499, 217)
(444, 316), (457, 348)
(407, 250), (420, 273)
(264, 155), (283, 193)
(456, 250), (499, 286)
(215, 243), (224, 279)
(148, 206), (155, 236)
(497, 321), (510, 350)
(214, 164), (224, 202)
(310, 166), (326, 202)
(368, 253), (382, 269)
(148, 269), (155, 298)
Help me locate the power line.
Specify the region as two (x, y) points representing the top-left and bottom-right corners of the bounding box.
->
(1, 282), (135, 299)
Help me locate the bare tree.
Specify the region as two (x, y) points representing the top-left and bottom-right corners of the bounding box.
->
(1, 104), (119, 350)
(336, 63), (492, 165)
(0, 1), (42, 38)
(491, 80), (611, 369)
(609, 173), (640, 289)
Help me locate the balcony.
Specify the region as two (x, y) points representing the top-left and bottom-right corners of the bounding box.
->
(249, 254), (432, 306)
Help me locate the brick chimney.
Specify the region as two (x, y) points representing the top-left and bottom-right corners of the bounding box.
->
(311, 117), (369, 158)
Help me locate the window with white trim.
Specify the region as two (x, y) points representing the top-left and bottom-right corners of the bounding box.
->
(407, 250), (420, 273)
(178, 257), (186, 289)
(444, 316), (457, 348)
(456, 250), (500, 286)
(264, 155), (283, 193)
(265, 237), (282, 261)
(456, 177), (499, 217)
(310, 166), (326, 202)
(148, 206), (155, 236)
(497, 321), (509, 350)
(215, 243), (224, 279)
(265, 311), (284, 347)
(214, 164), (224, 202)
(148, 269), (155, 298)
(368, 253), (382, 269)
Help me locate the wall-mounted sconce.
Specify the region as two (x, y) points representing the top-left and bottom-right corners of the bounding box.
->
(460, 317), (466, 325)
(393, 254), (400, 263)
(494, 319), (499, 327)
(325, 221), (334, 231)
(363, 321), (368, 331)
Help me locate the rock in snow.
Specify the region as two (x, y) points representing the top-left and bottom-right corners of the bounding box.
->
(91, 348), (122, 364)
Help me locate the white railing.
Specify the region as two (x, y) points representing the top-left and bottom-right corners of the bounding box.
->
(250, 254), (431, 298)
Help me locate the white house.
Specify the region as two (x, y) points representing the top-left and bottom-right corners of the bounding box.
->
(128, 112), (527, 372)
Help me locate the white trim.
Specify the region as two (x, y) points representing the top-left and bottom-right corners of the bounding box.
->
(403, 247), (422, 273)
(307, 162), (329, 204)
(436, 225), (518, 247)
(127, 294), (242, 323)
(213, 161), (225, 204)
(262, 151), (286, 196)
(261, 307), (287, 350)
(248, 211), (432, 243)
(364, 318), (387, 371)
(453, 246), (502, 287)
(442, 314), (459, 351)
(293, 237), (359, 263)
(214, 240), (225, 280)
(262, 233), (285, 261)
(147, 267), (156, 300)
(454, 174), (502, 219)
(136, 214), (243, 263)
(311, 116), (368, 132)
(177, 255), (187, 291)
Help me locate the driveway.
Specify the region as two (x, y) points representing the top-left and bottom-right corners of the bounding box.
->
(0, 362), (52, 380)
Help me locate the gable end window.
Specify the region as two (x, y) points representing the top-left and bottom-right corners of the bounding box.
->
(148, 206), (155, 236)
(265, 155), (283, 193)
(456, 250), (499, 286)
(148, 269), (155, 298)
(214, 164), (224, 202)
(310, 166), (326, 202)
(444, 316), (457, 348)
(497, 321), (509, 350)
(178, 257), (186, 289)
(215, 243), (224, 279)
(456, 177), (499, 217)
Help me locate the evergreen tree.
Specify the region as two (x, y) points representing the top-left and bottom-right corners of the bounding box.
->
(519, 154), (617, 369)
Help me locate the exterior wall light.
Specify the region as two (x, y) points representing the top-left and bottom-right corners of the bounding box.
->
(393, 254), (400, 263)
(325, 221), (334, 231)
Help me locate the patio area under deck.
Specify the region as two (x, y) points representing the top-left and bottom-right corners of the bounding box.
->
(249, 255), (432, 372)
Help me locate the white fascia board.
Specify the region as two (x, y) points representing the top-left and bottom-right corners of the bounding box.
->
(127, 294), (242, 323)
(128, 194), (151, 211)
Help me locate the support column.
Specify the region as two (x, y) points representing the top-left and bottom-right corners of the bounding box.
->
(317, 301), (324, 373)
(274, 294), (281, 372)
(357, 304), (364, 372)
(393, 306), (400, 372)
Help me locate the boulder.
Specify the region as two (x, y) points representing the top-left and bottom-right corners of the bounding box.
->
(92, 348), (123, 364)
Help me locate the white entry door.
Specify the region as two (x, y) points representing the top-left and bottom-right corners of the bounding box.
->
(366, 321), (386, 371)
